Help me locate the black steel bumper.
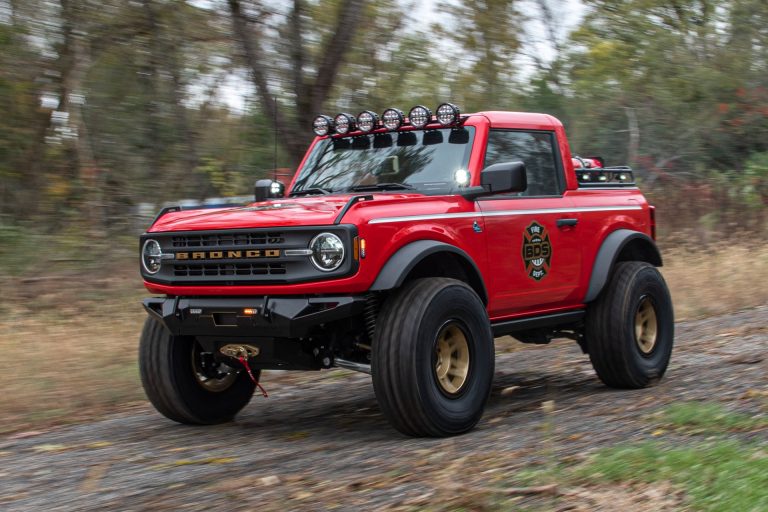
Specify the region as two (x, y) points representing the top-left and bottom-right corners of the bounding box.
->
(143, 295), (366, 339)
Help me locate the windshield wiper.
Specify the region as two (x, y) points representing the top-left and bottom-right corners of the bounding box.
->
(290, 187), (333, 197)
(348, 182), (415, 192)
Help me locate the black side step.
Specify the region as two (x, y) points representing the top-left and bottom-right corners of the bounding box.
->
(491, 310), (585, 337)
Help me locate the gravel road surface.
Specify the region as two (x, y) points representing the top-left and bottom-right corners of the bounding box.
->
(1, 306), (766, 511)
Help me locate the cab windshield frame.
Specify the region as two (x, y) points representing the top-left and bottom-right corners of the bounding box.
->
(291, 127), (476, 196)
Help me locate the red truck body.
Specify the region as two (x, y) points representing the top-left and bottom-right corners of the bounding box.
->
(145, 112), (652, 321)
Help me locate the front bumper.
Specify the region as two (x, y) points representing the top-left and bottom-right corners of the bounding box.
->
(143, 295), (366, 339)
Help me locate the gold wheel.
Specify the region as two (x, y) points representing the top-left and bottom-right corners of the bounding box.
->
(191, 344), (238, 393)
(435, 323), (470, 395)
(635, 296), (658, 355)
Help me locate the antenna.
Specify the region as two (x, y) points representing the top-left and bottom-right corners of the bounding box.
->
(273, 96), (278, 182)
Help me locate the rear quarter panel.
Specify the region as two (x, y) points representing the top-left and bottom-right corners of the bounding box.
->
(565, 187), (652, 301)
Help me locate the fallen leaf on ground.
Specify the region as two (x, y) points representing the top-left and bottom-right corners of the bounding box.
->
(285, 431), (310, 441)
(260, 475), (280, 486)
(80, 462), (111, 492)
(31, 444), (69, 453)
(86, 441), (113, 449)
(8, 431), (45, 440)
(742, 389), (768, 399)
(501, 386), (521, 396)
(727, 353), (764, 364)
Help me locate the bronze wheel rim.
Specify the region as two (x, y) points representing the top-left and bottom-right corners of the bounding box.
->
(435, 322), (470, 395)
(191, 344), (238, 392)
(635, 296), (658, 355)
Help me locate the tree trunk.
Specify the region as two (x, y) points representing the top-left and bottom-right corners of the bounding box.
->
(227, 0), (305, 167)
(227, 0), (367, 168)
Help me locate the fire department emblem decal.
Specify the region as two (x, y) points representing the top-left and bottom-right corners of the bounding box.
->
(522, 221), (552, 281)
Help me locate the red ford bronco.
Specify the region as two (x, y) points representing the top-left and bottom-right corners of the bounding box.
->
(139, 104), (674, 437)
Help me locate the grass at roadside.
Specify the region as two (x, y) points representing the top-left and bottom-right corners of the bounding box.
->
(571, 440), (768, 511)
(495, 402), (768, 511)
(660, 243), (768, 319)
(0, 268), (148, 434)
(654, 401), (768, 433)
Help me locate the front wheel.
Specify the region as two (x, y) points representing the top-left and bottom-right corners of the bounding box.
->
(139, 316), (256, 424)
(372, 278), (495, 437)
(586, 261), (674, 389)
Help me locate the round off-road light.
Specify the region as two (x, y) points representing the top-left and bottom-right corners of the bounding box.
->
(142, 239), (163, 274)
(357, 110), (379, 132)
(334, 113), (356, 135)
(309, 233), (345, 272)
(436, 103), (461, 126)
(312, 115), (333, 136)
(454, 169), (470, 186)
(408, 105), (432, 128)
(381, 108), (404, 131)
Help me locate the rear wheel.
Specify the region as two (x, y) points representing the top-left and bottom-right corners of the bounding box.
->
(139, 316), (256, 424)
(372, 278), (494, 437)
(586, 261), (674, 388)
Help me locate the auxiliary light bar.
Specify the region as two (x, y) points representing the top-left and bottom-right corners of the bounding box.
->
(311, 103), (464, 136)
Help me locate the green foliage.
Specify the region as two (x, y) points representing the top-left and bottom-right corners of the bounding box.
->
(0, 0), (765, 238)
(433, 0), (522, 111)
(657, 401), (767, 433)
(575, 441), (768, 511)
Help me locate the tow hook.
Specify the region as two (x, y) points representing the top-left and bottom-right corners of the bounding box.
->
(219, 344), (260, 359)
(219, 344), (268, 397)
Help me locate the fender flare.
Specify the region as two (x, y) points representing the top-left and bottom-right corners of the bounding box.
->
(370, 240), (488, 304)
(584, 229), (663, 303)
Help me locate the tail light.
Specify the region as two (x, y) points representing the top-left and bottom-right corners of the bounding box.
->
(649, 205), (657, 240)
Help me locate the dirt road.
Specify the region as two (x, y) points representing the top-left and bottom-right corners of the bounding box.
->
(1, 306), (766, 511)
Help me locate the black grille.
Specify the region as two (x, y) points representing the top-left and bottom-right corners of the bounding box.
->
(171, 232), (285, 248)
(173, 263), (287, 277)
(142, 226), (357, 285)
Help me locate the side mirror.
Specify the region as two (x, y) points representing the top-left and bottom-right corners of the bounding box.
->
(481, 161), (527, 194)
(254, 179), (285, 202)
(461, 161), (527, 200)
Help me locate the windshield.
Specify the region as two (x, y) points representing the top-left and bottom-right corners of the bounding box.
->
(292, 127), (475, 195)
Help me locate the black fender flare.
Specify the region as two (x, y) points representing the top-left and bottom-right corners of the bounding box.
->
(369, 240), (488, 304)
(584, 229), (663, 303)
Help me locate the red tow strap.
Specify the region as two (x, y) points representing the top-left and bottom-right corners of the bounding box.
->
(239, 356), (268, 398)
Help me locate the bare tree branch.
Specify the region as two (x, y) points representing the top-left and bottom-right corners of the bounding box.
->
(289, 0), (305, 102)
(227, 0), (304, 163)
(309, 0), (367, 115)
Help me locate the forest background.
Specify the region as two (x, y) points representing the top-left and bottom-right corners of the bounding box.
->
(1, 0), (767, 265)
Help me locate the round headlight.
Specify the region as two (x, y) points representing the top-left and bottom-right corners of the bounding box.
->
(313, 115), (333, 136)
(334, 113), (356, 135)
(409, 105), (432, 128)
(142, 239), (163, 274)
(436, 102), (461, 126)
(309, 233), (345, 272)
(381, 108), (404, 131)
(357, 110), (379, 132)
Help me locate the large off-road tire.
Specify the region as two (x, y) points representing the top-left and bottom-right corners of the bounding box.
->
(586, 261), (674, 389)
(139, 316), (256, 424)
(372, 278), (494, 437)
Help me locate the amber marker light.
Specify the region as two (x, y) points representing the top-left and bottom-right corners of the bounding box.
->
(353, 237), (360, 260)
(243, 308), (258, 315)
(360, 239), (367, 259)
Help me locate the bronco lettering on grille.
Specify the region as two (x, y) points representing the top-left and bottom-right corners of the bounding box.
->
(175, 249), (281, 260)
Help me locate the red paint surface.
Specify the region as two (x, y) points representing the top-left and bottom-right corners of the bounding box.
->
(143, 112), (653, 321)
